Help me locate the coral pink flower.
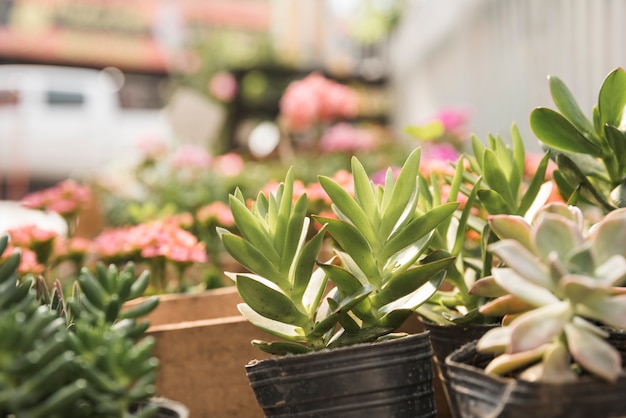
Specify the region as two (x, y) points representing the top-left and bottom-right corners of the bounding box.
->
(279, 72), (358, 133)
(21, 180), (92, 217)
(319, 123), (376, 153)
(170, 145), (212, 170)
(213, 152), (245, 177)
(197, 201), (235, 227)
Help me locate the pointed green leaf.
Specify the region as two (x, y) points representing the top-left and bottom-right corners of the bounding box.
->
(237, 303), (304, 341)
(518, 153), (551, 216)
(372, 257), (453, 307)
(251, 340), (313, 355)
(378, 270), (445, 315)
(530, 107), (602, 155)
(477, 189), (512, 215)
(280, 195), (308, 273)
(236, 274), (309, 327)
(471, 135), (487, 170)
(382, 202), (458, 261)
(483, 149), (515, 206)
(509, 123), (526, 199)
(228, 195), (280, 264)
(352, 156), (379, 221)
(220, 234), (284, 287)
(549, 75), (597, 137)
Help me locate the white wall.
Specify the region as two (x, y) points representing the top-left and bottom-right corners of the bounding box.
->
(389, 0), (626, 153)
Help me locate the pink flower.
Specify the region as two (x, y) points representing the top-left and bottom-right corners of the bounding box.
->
(21, 180), (92, 217)
(436, 108), (469, 134)
(8, 224), (57, 248)
(170, 145), (212, 170)
(136, 136), (169, 159)
(197, 201), (234, 227)
(319, 123), (376, 153)
(279, 72), (358, 132)
(213, 152), (245, 177)
(1, 245), (45, 276)
(209, 71), (238, 102)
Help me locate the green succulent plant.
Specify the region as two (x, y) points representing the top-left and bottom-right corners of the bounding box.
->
(471, 202), (626, 383)
(417, 125), (553, 326)
(530, 67), (626, 211)
(218, 148), (457, 354)
(0, 234), (161, 418)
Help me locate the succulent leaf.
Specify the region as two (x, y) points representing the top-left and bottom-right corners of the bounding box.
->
(488, 240), (553, 290)
(564, 322), (622, 382)
(492, 268), (560, 307)
(508, 301), (572, 353)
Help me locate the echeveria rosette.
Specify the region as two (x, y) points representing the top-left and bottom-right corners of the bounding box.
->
(530, 67), (626, 211)
(471, 202), (626, 383)
(314, 148), (458, 345)
(218, 169), (371, 355)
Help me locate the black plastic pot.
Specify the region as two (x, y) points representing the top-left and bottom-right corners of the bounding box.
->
(245, 331), (437, 417)
(445, 340), (626, 418)
(420, 320), (499, 418)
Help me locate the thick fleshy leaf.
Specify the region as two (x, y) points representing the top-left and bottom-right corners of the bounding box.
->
(352, 156), (379, 222)
(228, 195), (280, 264)
(279, 195), (308, 273)
(372, 257), (454, 307)
(477, 189), (512, 215)
(483, 149), (514, 206)
(488, 241), (553, 290)
(555, 154), (616, 212)
(220, 234), (283, 286)
(300, 266), (328, 316)
(469, 276), (507, 298)
(237, 303), (304, 340)
(378, 270), (445, 316)
(236, 275), (309, 327)
(292, 224), (325, 303)
(519, 163), (552, 219)
(564, 322), (622, 382)
(309, 285), (373, 338)
(479, 294), (535, 317)
(492, 268), (560, 307)
(530, 107), (602, 155)
(520, 341), (577, 383)
(477, 326), (512, 353)
(319, 175), (377, 243)
(561, 274), (609, 304)
(488, 213), (532, 244)
(576, 293), (626, 330)
(532, 213), (583, 262)
(379, 148), (422, 238)
(598, 67), (626, 128)
(508, 301), (572, 353)
(605, 125), (626, 171)
(589, 208), (626, 264)
(251, 340), (313, 355)
(594, 255), (626, 286)
(382, 202), (458, 261)
(548, 75), (597, 137)
(484, 345), (547, 376)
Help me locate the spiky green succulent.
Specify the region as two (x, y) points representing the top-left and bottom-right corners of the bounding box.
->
(0, 235), (160, 418)
(219, 148), (457, 354)
(471, 202), (626, 382)
(531, 67), (626, 211)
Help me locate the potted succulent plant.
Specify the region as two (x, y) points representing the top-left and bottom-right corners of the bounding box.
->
(413, 124), (554, 417)
(218, 148), (458, 417)
(445, 202), (626, 417)
(0, 235), (189, 418)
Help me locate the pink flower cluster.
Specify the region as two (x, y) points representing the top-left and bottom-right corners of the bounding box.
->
(279, 73), (359, 133)
(93, 219), (207, 265)
(4, 224), (58, 275)
(319, 123), (376, 154)
(21, 179), (92, 217)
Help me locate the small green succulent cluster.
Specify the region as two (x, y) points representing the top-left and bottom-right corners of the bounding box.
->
(417, 125), (552, 326)
(0, 235), (160, 418)
(531, 67), (626, 211)
(219, 148), (457, 354)
(471, 202), (626, 383)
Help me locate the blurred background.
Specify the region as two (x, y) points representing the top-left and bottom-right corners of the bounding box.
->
(1, 0), (624, 198)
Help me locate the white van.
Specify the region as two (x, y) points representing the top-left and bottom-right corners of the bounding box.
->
(0, 65), (174, 183)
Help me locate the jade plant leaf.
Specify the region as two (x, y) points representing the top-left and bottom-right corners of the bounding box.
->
(598, 67), (626, 128)
(549, 75), (597, 137)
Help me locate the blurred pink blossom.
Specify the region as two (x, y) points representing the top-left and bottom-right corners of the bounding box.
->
(209, 71), (238, 102)
(213, 152), (245, 177)
(136, 136), (169, 159)
(197, 201), (234, 227)
(280, 73), (358, 133)
(1, 245), (45, 276)
(319, 123), (376, 153)
(21, 179), (92, 217)
(170, 145), (212, 170)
